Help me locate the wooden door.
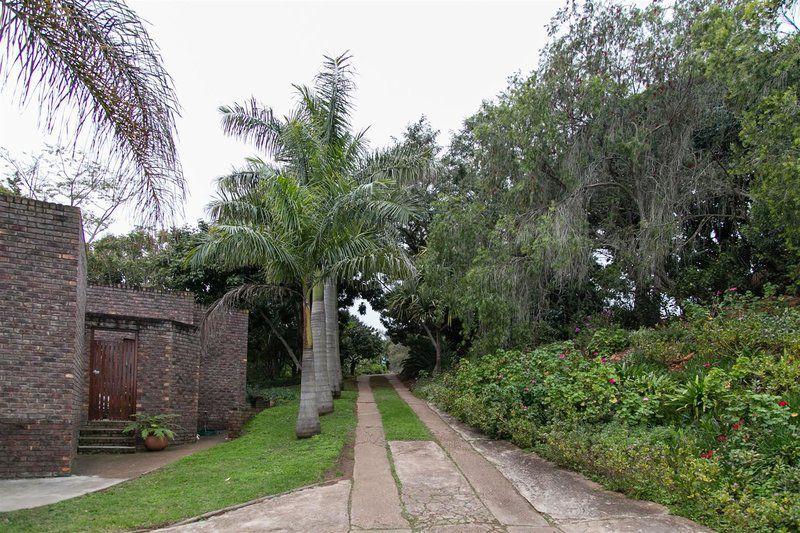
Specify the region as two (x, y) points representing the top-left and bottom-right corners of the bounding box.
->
(89, 333), (137, 420)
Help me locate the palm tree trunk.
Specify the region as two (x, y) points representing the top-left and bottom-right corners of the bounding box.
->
(312, 279), (333, 414)
(296, 286), (320, 438)
(325, 278), (342, 398)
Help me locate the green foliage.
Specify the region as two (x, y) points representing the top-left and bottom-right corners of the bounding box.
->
(339, 315), (387, 376)
(1, 392), (357, 532)
(416, 294), (800, 532)
(123, 413), (178, 441)
(245, 384), (300, 406)
(386, 0), (800, 358)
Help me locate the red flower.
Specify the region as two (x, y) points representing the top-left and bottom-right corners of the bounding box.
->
(700, 450), (714, 459)
(717, 435), (728, 441)
(601, 358), (607, 363)
(608, 379), (616, 384)
(703, 363), (711, 368)
(731, 420), (742, 431)
(779, 401), (789, 407)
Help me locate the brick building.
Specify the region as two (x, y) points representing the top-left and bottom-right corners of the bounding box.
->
(0, 194), (249, 479)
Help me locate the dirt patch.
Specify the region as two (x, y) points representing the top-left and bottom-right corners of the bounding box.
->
(667, 352), (695, 371)
(325, 430), (355, 482)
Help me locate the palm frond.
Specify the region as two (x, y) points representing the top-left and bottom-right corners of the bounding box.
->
(219, 97), (283, 155)
(0, 0), (184, 222)
(315, 51), (355, 145)
(189, 223), (301, 281)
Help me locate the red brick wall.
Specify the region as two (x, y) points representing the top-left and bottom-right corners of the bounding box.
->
(0, 194), (249, 479)
(85, 287), (248, 439)
(197, 309), (249, 431)
(86, 285), (196, 324)
(0, 194), (87, 478)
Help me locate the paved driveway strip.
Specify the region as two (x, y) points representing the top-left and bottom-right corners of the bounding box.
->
(386, 375), (553, 531)
(350, 375), (410, 530)
(389, 375), (712, 533)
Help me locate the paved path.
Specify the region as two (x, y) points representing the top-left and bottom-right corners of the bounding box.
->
(164, 375), (710, 532)
(350, 376), (408, 529)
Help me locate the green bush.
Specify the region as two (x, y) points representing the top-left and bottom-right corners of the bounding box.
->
(414, 294), (800, 533)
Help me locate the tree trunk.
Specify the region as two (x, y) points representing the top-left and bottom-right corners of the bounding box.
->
(325, 278), (342, 398)
(259, 310), (300, 372)
(295, 286), (320, 438)
(312, 279), (333, 414)
(422, 324), (442, 375)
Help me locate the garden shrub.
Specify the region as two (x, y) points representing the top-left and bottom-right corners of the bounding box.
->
(414, 293), (800, 533)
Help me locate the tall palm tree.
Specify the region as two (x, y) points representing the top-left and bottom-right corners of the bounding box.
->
(0, 0), (183, 220)
(196, 53), (429, 437)
(216, 52), (430, 412)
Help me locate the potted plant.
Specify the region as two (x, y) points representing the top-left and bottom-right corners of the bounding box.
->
(124, 413), (179, 451)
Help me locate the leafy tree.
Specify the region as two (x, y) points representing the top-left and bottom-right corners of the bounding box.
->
(339, 315), (386, 376)
(1, 145), (135, 243)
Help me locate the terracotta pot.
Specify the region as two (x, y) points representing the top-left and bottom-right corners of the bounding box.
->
(144, 435), (169, 451)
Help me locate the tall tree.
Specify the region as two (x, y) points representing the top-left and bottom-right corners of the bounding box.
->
(194, 54), (427, 437)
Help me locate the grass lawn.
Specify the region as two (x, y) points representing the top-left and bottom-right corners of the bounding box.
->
(371, 376), (432, 441)
(0, 390), (357, 532)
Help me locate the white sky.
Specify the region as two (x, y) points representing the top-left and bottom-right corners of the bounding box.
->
(0, 0), (562, 330)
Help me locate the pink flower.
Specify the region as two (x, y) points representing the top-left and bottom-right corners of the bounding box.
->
(608, 379), (616, 384)
(727, 287), (737, 292)
(520, 405), (528, 411)
(593, 351), (598, 356)
(703, 363), (711, 368)
(575, 327), (581, 333)
(559, 353), (566, 360)
(601, 358), (607, 363)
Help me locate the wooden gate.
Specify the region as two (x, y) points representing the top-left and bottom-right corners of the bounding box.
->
(89, 333), (137, 420)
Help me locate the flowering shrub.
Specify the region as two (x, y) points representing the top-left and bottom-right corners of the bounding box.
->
(414, 293), (800, 532)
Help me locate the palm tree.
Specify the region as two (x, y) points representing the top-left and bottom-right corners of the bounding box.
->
(216, 52), (429, 409)
(195, 53), (429, 437)
(0, 0), (183, 220)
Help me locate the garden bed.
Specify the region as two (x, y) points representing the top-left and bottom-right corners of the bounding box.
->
(414, 294), (800, 532)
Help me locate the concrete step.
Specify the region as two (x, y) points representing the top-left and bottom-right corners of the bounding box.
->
(78, 435), (135, 446)
(77, 445), (136, 454)
(83, 420), (130, 429)
(79, 426), (128, 436)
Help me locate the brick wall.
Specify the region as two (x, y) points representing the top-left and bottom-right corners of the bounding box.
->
(0, 194), (249, 478)
(197, 308), (249, 431)
(0, 194), (87, 478)
(86, 285), (196, 324)
(86, 287), (247, 440)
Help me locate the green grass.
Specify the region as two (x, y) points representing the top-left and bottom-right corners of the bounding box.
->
(371, 376), (432, 441)
(0, 391), (357, 532)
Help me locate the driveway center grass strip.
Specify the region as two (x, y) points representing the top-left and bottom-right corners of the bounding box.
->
(371, 376), (432, 441)
(0, 391), (357, 533)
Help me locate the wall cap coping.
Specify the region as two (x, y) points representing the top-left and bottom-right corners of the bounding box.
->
(86, 311), (198, 331)
(0, 192), (82, 214)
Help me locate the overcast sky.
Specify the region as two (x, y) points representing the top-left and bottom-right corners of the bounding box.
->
(0, 0), (563, 330)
